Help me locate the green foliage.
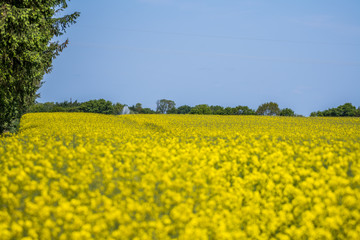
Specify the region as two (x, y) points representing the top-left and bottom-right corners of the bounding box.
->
(140, 108), (156, 114)
(210, 105), (225, 115)
(177, 105), (192, 114)
(191, 105), (256, 115)
(356, 107), (360, 117)
(223, 107), (237, 115)
(8, 118), (20, 134)
(0, 0), (80, 133)
(280, 108), (295, 116)
(23, 98), (360, 118)
(234, 106), (256, 115)
(28, 102), (55, 113)
(337, 103), (357, 116)
(28, 100), (126, 115)
(79, 99), (113, 114)
(310, 103), (359, 117)
(129, 103), (156, 114)
(56, 100), (81, 109)
(310, 112), (318, 117)
(166, 107), (178, 114)
(190, 104), (212, 115)
(28, 100), (81, 113)
(135, 103), (142, 113)
(156, 99), (176, 114)
(112, 103), (125, 115)
(256, 102), (280, 116)
(129, 103), (143, 113)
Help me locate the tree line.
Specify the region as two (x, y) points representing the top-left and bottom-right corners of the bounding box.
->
(154, 99), (299, 116)
(28, 99), (360, 118)
(310, 103), (360, 117)
(27, 99), (295, 116)
(28, 99), (293, 116)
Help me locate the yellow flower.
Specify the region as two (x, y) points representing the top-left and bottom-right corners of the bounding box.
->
(0, 113), (359, 239)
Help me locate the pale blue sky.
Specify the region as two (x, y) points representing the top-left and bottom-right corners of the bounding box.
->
(40, 0), (360, 116)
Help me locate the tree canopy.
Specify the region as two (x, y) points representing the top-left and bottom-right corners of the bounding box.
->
(0, 0), (80, 133)
(235, 106), (256, 115)
(156, 99), (176, 114)
(280, 108), (295, 116)
(79, 99), (113, 114)
(310, 103), (360, 117)
(190, 104), (212, 115)
(177, 105), (192, 114)
(256, 102), (280, 116)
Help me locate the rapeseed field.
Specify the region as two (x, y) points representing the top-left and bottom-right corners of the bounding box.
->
(0, 113), (359, 239)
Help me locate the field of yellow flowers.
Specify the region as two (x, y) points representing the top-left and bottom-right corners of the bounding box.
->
(1, 113), (359, 239)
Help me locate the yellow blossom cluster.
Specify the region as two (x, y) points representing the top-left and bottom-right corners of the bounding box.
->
(1, 113), (359, 239)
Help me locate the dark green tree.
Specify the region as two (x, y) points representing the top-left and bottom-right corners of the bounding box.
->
(28, 102), (56, 113)
(79, 99), (113, 114)
(190, 104), (212, 115)
(337, 103), (357, 116)
(0, 1), (80, 133)
(256, 102), (280, 116)
(210, 105), (225, 115)
(235, 106), (256, 115)
(177, 105), (192, 114)
(129, 103), (156, 114)
(223, 107), (237, 115)
(356, 107), (360, 117)
(112, 103), (125, 115)
(166, 107), (178, 114)
(156, 99), (176, 114)
(310, 111), (317, 117)
(55, 99), (81, 112)
(141, 108), (156, 114)
(310, 103), (358, 117)
(133, 103), (143, 113)
(280, 108), (295, 116)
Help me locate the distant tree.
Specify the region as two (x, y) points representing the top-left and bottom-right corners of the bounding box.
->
(112, 103), (125, 115)
(56, 100), (81, 108)
(156, 99), (176, 114)
(129, 103), (156, 114)
(166, 107), (178, 114)
(135, 103), (143, 113)
(280, 108), (295, 116)
(28, 102), (55, 113)
(177, 105), (192, 114)
(223, 107), (237, 115)
(235, 106), (256, 115)
(80, 99), (113, 114)
(190, 104), (212, 115)
(141, 108), (156, 114)
(54, 100), (81, 112)
(337, 103), (357, 116)
(256, 102), (280, 116)
(210, 105), (225, 115)
(0, 1), (80, 133)
(128, 105), (136, 113)
(310, 103), (358, 117)
(310, 112), (317, 117)
(27, 101), (81, 112)
(356, 107), (360, 117)
(311, 110), (325, 117)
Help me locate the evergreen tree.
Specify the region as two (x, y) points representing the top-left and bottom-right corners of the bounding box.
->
(0, 0), (80, 133)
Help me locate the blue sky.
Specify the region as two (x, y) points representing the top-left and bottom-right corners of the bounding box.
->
(40, 0), (360, 116)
